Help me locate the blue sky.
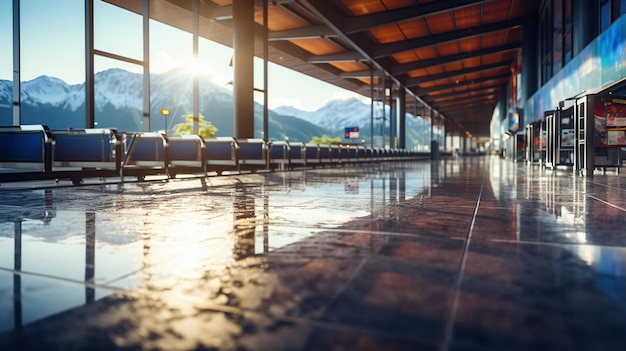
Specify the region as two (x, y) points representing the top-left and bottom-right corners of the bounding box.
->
(0, 0), (366, 111)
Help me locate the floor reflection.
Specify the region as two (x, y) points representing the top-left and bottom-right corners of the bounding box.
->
(233, 182), (257, 261)
(0, 163), (434, 333)
(2, 158), (626, 349)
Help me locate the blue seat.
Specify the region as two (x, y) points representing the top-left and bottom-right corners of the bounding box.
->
(304, 143), (320, 165)
(166, 135), (205, 176)
(329, 145), (340, 164)
(288, 142), (306, 169)
(237, 139), (267, 170)
(204, 137), (238, 173)
(167, 135), (204, 165)
(52, 129), (120, 170)
(318, 144), (331, 164)
(268, 141), (289, 170)
(123, 132), (166, 167)
(0, 125), (51, 172)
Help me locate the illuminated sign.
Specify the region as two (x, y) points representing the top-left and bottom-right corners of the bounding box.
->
(344, 127), (359, 139)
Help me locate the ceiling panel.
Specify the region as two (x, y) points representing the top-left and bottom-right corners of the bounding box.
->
(454, 4), (482, 30)
(393, 50), (420, 64)
(289, 38), (345, 55)
(329, 61), (369, 71)
(426, 66), (445, 75)
(424, 12), (454, 34)
(414, 46), (439, 60)
(483, 0), (513, 22)
(262, 5), (309, 31)
(443, 61), (463, 72)
(342, 0), (387, 15)
(458, 37), (481, 52)
(381, 0), (417, 10)
(398, 18), (429, 39)
(437, 41), (460, 56)
(370, 24), (405, 43)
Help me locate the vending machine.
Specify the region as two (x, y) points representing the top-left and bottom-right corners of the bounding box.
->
(574, 94), (626, 175)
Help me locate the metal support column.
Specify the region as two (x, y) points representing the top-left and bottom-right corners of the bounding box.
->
(381, 74), (386, 148)
(262, 0), (269, 142)
(192, 0), (199, 134)
(389, 81), (395, 148)
(370, 64), (374, 148)
(85, 0), (95, 128)
(232, 0), (255, 139)
(142, 0), (150, 131)
(398, 89), (406, 149)
(12, 0), (20, 126)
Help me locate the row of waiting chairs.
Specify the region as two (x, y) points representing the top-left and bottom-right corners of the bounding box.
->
(0, 125), (429, 184)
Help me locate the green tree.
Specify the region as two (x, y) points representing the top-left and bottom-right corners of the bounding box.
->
(173, 113), (218, 138)
(309, 134), (342, 144)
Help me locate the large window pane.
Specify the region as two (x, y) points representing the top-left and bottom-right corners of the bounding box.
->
(198, 37), (233, 137)
(94, 56), (143, 131)
(0, 0), (12, 125)
(19, 0), (85, 129)
(94, 0), (142, 61)
(93, 0), (144, 132)
(150, 19), (192, 134)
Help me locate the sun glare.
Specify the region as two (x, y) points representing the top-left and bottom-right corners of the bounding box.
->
(185, 58), (207, 77)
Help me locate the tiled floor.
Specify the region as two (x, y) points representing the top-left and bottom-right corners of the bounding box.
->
(1, 156), (626, 350)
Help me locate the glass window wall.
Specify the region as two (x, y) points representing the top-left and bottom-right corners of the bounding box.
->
(149, 19), (192, 134)
(198, 36), (233, 137)
(93, 0), (143, 131)
(19, 0), (85, 129)
(93, 56), (143, 131)
(0, 0), (12, 125)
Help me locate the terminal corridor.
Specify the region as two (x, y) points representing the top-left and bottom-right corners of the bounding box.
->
(1, 156), (626, 350)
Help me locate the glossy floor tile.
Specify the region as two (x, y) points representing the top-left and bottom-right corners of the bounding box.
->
(1, 156), (626, 350)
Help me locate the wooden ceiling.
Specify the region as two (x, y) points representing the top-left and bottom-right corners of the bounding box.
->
(107, 0), (541, 138)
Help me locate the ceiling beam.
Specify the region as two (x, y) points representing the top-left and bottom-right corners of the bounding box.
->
(268, 24), (337, 41)
(309, 51), (366, 63)
(208, 5), (233, 20)
(372, 16), (525, 58)
(404, 62), (510, 87)
(342, 0), (488, 34)
(391, 42), (520, 75)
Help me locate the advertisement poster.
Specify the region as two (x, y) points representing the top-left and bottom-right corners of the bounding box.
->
(594, 96), (626, 147)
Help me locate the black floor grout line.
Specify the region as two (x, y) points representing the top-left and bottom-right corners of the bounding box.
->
(587, 194), (626, 212)
(439, 176), (486, 351)
(313, 235), (387, 319)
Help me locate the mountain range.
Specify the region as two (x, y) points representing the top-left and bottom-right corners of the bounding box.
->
(0, 68), (432, 147)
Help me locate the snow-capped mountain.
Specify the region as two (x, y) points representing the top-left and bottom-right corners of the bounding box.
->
(0, 69), (329, 141)
(275, 97), (381, 131)
(20, 76), (83, 110)
(0, 69), (430, 146)
(275, 97), (430, 147)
